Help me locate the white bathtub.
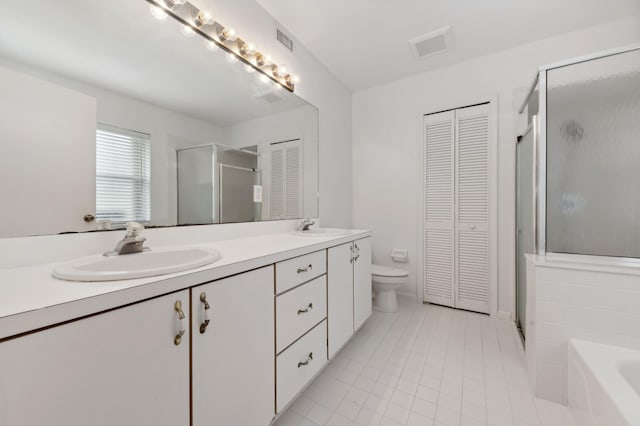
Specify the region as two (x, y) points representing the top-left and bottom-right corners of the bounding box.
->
(569, 339), (640, 426)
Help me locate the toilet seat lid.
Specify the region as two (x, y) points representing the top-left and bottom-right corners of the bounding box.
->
(372, 265), (408, 278)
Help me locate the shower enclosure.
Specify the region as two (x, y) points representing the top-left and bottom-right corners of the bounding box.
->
(515, 45), (640, 341)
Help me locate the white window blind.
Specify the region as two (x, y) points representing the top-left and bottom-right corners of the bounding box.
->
(96, 124), (151, 225)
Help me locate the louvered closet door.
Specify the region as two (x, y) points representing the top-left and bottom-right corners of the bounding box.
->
(455, 104), (490, 314)
(423, 110), (455, 307)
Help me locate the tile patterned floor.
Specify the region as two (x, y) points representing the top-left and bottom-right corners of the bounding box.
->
(275, 297), (576, 426)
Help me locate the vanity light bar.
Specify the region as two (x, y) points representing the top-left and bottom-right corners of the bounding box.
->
(146, 0), (296, 92)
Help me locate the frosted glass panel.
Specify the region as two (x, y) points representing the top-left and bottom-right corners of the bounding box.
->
(546, 49), (640, 257)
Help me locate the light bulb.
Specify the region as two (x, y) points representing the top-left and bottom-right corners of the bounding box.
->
(263, 54), (272, 65)
(292, 75), (300, 83)
(226, 53), (238, 63)
(195, 11), (213, 26)
(220, 27), (237, 42)
(279, 66), (287, 76)
(180, 24), (195, 37)
(149, 4), (168, 20)
(244, 64), (255, 73)
(239, 42), (256, 56)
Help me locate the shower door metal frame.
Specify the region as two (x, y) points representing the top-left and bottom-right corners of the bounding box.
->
(515, 116), (538, 340)
(519, 43), (640, 259)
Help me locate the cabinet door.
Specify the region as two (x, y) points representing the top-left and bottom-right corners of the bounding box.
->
(0, 290), (190, 426)
(192, 266), (275, 426)
(327, 242), (354, 359)
(353, 237), (372, 331)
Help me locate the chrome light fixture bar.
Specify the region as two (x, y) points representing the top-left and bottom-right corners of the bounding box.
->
(146, 0), (297, 92)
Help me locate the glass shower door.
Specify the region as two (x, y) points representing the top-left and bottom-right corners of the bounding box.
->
(516, 117), (536, 340)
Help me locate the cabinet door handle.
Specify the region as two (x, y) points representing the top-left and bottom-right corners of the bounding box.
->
(297, 303), (313, 315)
(297, 264), (313, 273)
(297, 352), (313, 368)
(174, 300), (186, 346)
(354, 243), (360, 262)
(350, 244), (355, 264)
(199, 292), (211, 334)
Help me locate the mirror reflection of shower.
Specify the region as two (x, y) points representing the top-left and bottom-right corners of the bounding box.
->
(177, 144), (264, 225)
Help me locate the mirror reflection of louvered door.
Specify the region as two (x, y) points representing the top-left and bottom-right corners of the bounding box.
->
(423, 104), (490, 314)
(270, 139), (303, 220)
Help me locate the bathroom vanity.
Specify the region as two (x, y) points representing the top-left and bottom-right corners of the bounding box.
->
(0, 231), (371, 426)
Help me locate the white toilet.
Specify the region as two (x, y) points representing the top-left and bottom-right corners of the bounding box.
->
(371, 264), (408, 313)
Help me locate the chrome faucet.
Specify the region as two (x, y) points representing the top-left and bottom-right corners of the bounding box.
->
(104, 222), (149, 256)
(296, 217), (315, 231)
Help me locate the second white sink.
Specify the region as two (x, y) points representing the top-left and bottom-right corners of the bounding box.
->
(52, 247), (221, 282)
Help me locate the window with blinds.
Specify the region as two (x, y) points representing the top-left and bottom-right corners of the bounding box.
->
(96, 124), (151, 226)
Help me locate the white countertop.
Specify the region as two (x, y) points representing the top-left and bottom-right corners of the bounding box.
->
(0, 230), (370, 340)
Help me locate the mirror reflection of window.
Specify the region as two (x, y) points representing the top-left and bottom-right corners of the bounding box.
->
(96, 124), (151, 227)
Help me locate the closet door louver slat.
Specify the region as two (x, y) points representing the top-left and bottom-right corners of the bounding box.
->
(455, 104), (490, 314)
(423, 111), (455, 307)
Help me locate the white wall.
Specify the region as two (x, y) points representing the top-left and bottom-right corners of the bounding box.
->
(351, 15), (640, 309)
(528, 259), (640, 404)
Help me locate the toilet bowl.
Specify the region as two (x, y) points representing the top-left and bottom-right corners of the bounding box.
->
(372, 264), (408, 313)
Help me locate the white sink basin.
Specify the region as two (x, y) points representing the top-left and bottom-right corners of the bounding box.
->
(290, 228), (352, 237)
(52, 247), (221, 282)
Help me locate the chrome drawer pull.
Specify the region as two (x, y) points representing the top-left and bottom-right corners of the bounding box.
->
(297, 303), (313, 315)
(297, 352), (313, 368)
(174, 300), (186, 346)
(297, 264), (313, 273)
(199, 292), (211, 334)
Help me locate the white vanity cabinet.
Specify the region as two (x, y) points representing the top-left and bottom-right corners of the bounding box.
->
(327, 237), (372, 358)
(0, 290), (191, 426)
(191, 266), (275, 426)
(353, 238), (372, 330)
(274, 250), (329, 412)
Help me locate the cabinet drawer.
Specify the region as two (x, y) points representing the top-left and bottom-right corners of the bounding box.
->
(276, 250), (326, 294)
(276, 275), (327, 353)
(276, 320), (327, 412)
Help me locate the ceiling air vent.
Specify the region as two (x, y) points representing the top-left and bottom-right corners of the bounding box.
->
(276, 28), (294, 53)
(409, 26), (453, 59)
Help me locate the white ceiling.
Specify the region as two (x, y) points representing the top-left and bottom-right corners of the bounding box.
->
(257, 0), (640, 91)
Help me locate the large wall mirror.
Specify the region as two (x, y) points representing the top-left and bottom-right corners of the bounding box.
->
(0, 0), (318, 238)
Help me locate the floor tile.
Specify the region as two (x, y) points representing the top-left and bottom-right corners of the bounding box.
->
(275, 298), (576, 426)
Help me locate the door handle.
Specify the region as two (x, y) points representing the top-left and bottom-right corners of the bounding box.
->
(297, 303), (313, 315)
(297, 264), (313, 273)
(199, 292), (211, 334)
(174, 300), (186, 346)
(297, 352), (313, 368)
